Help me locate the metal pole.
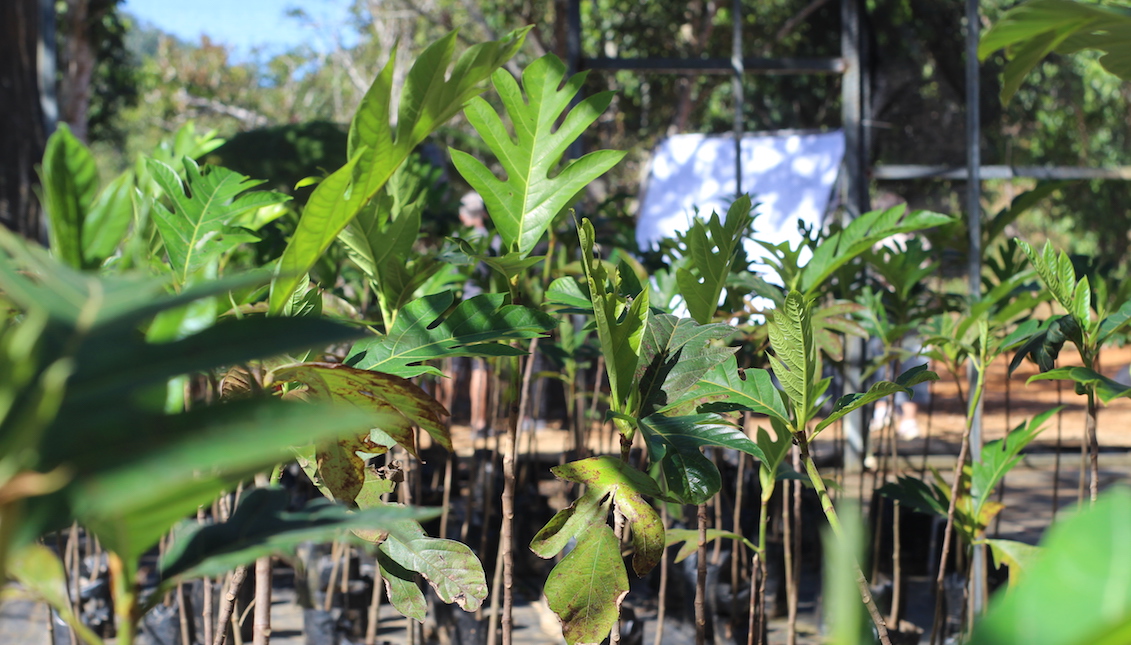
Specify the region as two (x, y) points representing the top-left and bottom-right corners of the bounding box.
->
(732, 0), (744, 197)
(965, 0), (987, 618)
(841, 0), (868, 471)
(566, 0), (583, 162)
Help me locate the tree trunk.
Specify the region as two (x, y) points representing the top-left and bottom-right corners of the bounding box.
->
(0, 0), (50, 240)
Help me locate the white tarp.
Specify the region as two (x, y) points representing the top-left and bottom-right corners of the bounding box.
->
(637, 130), (845, 278)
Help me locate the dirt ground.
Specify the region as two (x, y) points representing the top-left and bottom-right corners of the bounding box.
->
(448, 343), (1131, 457)
(911, 342), (1131, 449)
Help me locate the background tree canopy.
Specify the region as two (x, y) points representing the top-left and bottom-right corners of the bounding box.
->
(10, 0), (1131, 265)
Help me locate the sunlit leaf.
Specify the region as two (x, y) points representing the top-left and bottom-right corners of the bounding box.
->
(531, 456), (664, 576)
(148, 157), (287, 285)
(451, 54), (625, 259)
(381, 517), (488, 612)
(346, 291), (555, 377)
(269, 29), (527, 312)
(544, 523), (629, 645)
(674, 195), (754, 324)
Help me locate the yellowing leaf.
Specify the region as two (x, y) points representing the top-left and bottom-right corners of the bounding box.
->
(545, 523), (629, 645)
(268, 362), (449, 505)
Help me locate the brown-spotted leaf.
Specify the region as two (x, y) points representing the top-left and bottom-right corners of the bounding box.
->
(268, 361), (451, 455)
(383, 517), (488, 612)
(317, 433), (391, 506)
(545, 523), (629, 645)
(531, 456), (664, 577)
(351, 467), (400, 543)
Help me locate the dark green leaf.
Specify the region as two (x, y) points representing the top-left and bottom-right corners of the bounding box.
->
(634, 314), (736, 416)
(1028, 367), (1131, 404)
(159, 488), (433, 580)
(638, 414), (765, 505)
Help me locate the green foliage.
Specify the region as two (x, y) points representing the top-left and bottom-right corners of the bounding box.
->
(674, 195), (755, 324)
(664, 528), (754, 563)
(269, 29), (527, 313)
(979, 0), (1131, 104)
(578, 218), (649, 417)
(767, 291), (822, 427)
(148, 157), (289, 285)
(0, 224), (393, 639)
(452, 54), (625, 263)
(378, 518), (489, 615)
(660, 355), (788, 422)
(881, 409), (1057, 543)
(266, 362), (449, 507)
(815, 364), (937, 435)
(38, 123), (134, 271)
(338, 154), (447, 327)
(821, 500), (868, 645)
(159, 488), (434, 581)
(1029, 366), (1131, 403)
(794, 204), (952, 296)
(634, 314), (736, 417)
(969, 487), (1131, 645)
(268, 362), (450, 456)
(986, 538), (1043, 588)
(637, 413), (763, 505)
(544, 523), (629, 645)
(7, 544), (106, 645)
(203, 121), (348, 200)
(531, 456), (664, 576)
(345, 291), (556, 378)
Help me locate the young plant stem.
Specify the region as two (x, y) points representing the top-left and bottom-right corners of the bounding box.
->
(754, 485), (770, 645)
(730, 453), (747, 639)
(695, 503), (709, 645)
(108, 552), (138, 645)
(1085, 389), (1099, 504)
(653, 501), (670, 645)
(253, 472), (272, 645)
(919, 380), (936, 478)
(782, 473), (797, 645)
(500, 348), (522, 645)
(365, 562), (383, 645)
(198, 514), (215, 645)
(322, 540), (343, 612)
(928, 361), (986, 645)
(440, 451), (455, 538)
(795, 432), (893, 645)
(888, 364), (904, 628)
(178, 582), (192, 645)
(993, 361), (1013, 536)
(1053, 380), (1063, 520)
(213, 569), (249, 645)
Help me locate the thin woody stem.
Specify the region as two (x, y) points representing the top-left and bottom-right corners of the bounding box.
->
(796, 432), (892, 645)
